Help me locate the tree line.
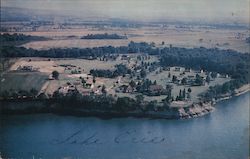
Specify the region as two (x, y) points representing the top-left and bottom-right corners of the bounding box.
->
(90, 64), (131, 78)
(0, 33), (48, 46)
(52, 90), (168, 113)
(81, 33), (127, 39)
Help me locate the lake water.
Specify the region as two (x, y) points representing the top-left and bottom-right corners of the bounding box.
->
(0, 93), (249, 159)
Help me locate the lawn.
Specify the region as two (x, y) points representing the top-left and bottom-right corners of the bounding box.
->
(146, 67), (231, 102)
(0, 72), (48, 92)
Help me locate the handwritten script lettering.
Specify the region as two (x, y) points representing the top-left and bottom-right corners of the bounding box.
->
(51, 129), (166, 146)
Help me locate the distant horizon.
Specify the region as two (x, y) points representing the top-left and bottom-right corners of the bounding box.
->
(1, 0), (249, 25)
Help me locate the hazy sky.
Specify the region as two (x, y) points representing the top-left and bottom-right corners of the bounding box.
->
(2, 0), (250, 23)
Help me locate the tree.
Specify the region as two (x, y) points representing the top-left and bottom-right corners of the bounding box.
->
(182, 89), (186, 99)
(221, 83), (230, 93)
(93, 76), (96, 83)
(135, 94), (144, 105)
(211, 72), (217, 78)
(81, 78), (86, 87)
(168, 72), (171, 78)
(52, 71), (59, 80)
(101, 85), (107, 94)
(150, 42), (155, 47)
(146, 100), (157, 111)
(129, 80), (136, 88)
(195, 74), (203, 85)
(181, 77), (187, 85)
(116, 97), (135, 112)
(153, 80), (157, 85)
(206, 76), (211, 84)
(165, 84), (173, 102)
(179, 89), (182, 100)
(175, 96), (179, 101)
(140, 69), (147, 78)
(172, 75), (177, 83)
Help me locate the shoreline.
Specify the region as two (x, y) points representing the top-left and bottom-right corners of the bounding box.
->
(0, 84), (249, 120)
(213, 84), (250, 103)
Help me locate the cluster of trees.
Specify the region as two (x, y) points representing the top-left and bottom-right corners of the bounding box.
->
(160, 47), (249, 77)
(136, 55), (151, 61)
(52, 71), (59, 79)
(175, 88), (192, 101)
(173, 74), (206, 86)
(51, 87), (184, 113)
(141, 61), (158, 73)
(0, 88), (38, 99)
(90, 64), (131, 78)
(136, 79), (154, 93)
(0, 33), (47, 45)
(99, 54), (119, 61)
(128, 41), (157, 53)
(194, 74), (204, 86)
(90, 69), (114, 78)
(202, 79), (246, 101)
(0, 45), (125, 58)
(81, 33), (127, 39)
(135, 79), (172, 97)
(159, 47), (249, 96)
(52, 90), (166, 113)
(0, 41), (152, 59)
(0, 41), (159, 58)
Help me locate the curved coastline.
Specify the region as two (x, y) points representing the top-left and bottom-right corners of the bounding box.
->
(0, 84), (249, 120)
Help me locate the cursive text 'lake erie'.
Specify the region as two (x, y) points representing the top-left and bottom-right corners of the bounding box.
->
(0, 93), (249, 159)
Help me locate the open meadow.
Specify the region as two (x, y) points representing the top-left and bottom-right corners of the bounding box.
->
(17, 26), (250, 53)
(0, 72), (48, 92)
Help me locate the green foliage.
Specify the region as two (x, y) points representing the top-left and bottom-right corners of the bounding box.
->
(211, 72), (217, 78)
(206, 76), (211, 84)
(0, 88), (38, 99)
(1, 41), (249, 101)
(129, 80), (136, 88)
(52, 71), (59, 80)
(195, 74), (204, 86)
(181, 77), (187, 85)
(172, 75), (177, 83)
(203, 79), (247, 100)
(0, 33), (47, 42)
(176, 88), (187, 101)
(81, 33), (127, 39)
(101, 85), (107, 94)
(116, 97), (136, 112)
(135, 94), (144, 104)
(140, 69), (147, 78)
(90, 64), (130, 78)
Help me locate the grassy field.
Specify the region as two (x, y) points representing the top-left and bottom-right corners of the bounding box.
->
(0, 72), (48, 92)
(146, 67), (231, 102)
(10, 58), (65, 74)
(2, 57), (231, 104)
(19, 26), (250, 53)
